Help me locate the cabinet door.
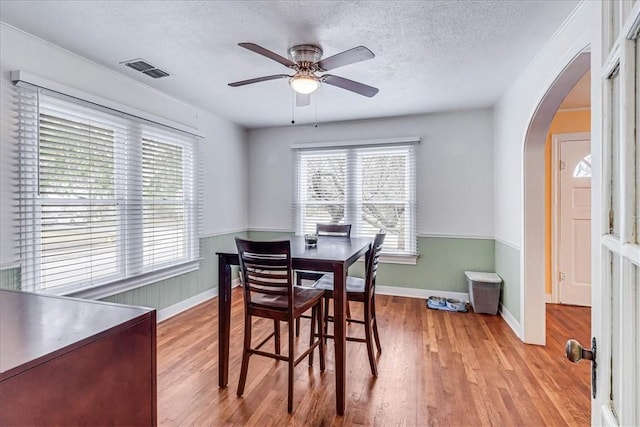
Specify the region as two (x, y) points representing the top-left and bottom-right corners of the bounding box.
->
(0, 317), (156, 426)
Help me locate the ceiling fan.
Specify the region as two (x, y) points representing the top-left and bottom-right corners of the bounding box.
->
(228, 43), (379, 106)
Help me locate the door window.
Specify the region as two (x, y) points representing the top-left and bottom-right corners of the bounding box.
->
(573, 154), (592, 178)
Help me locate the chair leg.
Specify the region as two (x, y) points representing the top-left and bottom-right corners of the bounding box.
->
(317, 300), (325, 372)
(363, 301), (378, 377)
(346, 301), (352, 322)
(274, 319), (281, 355)
(323, 295), (330, 343)
(308, 306), (316, 366)
(295, 273), (301, 338)
(237, 314), (252, 396)
(372, 295), (382, 353)
(287, 318), (295, 413)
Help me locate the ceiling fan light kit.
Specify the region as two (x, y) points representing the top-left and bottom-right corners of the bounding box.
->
(289, 73), (320, 94)
(228, 42), (378, 99)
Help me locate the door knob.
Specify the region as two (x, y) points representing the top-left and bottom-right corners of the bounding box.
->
(565, 337), (597, 399)
(565, 338), (594, 362)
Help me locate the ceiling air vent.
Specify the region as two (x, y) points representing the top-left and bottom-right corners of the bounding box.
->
(121, 58), (170, 79)
(142, 68), (170, 79)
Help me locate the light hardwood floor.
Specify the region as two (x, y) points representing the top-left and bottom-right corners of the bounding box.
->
(157, 288), (591, 426)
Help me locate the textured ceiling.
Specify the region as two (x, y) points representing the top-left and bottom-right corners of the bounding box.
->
(0, 0), (579, 128)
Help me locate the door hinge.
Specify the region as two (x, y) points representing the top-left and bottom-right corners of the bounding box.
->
(560, 160), (566, 170)
(609, 209), (614, 234)
(559, 271), (566, 281)
(591, 337), (597, 399)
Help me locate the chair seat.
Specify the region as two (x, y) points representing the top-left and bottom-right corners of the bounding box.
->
(251, 286), (325, 312)
(296, 271), (329, 286)
(314, 274), (365, 294)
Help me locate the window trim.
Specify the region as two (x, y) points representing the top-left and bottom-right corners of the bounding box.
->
(357, 253), (419, 265)
(291, 136), (419, 150)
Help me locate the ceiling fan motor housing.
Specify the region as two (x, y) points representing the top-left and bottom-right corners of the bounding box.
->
(288, 45), (323, 70)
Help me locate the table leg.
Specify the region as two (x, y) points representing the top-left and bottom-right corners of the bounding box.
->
(218, 254), (232, 388)
(333, 262), (347, 415)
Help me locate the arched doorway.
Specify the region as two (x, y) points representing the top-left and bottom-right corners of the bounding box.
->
(522, 50), (590, 344)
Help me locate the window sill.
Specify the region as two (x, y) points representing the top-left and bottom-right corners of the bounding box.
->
(51, 259), (202, 301)
(357, 253), (419, 265)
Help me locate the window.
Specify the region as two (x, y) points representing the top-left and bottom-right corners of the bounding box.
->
(572, 154), (592, 178)
(16, 86), (200, 295)
(292, 139), (417, 256)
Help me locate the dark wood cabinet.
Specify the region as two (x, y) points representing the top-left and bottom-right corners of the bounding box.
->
(0, 289), (157, 426)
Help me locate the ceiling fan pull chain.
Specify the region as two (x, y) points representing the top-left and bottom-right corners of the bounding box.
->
(291, 90), (296, 125)
(314, 95), (318, 128)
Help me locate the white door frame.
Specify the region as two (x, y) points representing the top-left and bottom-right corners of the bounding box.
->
(551, 131), (591, 304)
(591, 1), (640, 424)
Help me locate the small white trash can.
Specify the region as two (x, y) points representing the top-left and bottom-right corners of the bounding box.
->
(465, 271), (502, 315)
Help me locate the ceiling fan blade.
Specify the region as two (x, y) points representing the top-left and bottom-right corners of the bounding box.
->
(238, 43), (297, 68)
(228, 74), (290, 87)
(322, 75), (379, 97)
(296, 93), (311, 107)
(316, 46), (374, 71)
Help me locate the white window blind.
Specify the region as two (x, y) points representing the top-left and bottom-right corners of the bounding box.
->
(16, 86), (201, 295)
(292, 140), (417, 255)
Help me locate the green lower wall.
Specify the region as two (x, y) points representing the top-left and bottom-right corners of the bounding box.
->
(386, 237), (494, 293)
(247, 230), (293, 240)
(0, 267), (20, 290)
(100, 231), (246, 309)
(354, 236), (495, 293)
(1, 232), (519, 322)
(494, 240), (521, 321)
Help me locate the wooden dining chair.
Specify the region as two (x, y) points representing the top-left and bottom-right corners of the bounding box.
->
(235, 238), (325, 413)
(295, 223), (352, 336)
(313, 232), (385, 376)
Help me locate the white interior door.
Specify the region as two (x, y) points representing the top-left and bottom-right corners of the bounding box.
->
(589, 2), (640, 425)
(558, 134), (592, 306)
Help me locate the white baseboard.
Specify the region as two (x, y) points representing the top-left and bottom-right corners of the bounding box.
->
(499, 303), (523, 339)
(545, 293), (553, 303)
(376, 285), (469, 302)
(157, 288), (217, 322)
(156, 278), (241, 323)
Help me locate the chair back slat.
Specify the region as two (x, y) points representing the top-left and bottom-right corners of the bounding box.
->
(236, 238), (293, 309)
(316, 223), (352, 237)
(245, 269), (288, 281)
(365, 232), (386, 296)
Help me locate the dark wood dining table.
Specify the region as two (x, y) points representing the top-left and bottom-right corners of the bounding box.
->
(216, 235), (372, 415)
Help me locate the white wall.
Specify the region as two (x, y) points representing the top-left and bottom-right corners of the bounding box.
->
(493, 2), (591, 248)
(247, 110), (494, 238)
(198, 113), (248, 237)
(0, 23), (248, 266)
